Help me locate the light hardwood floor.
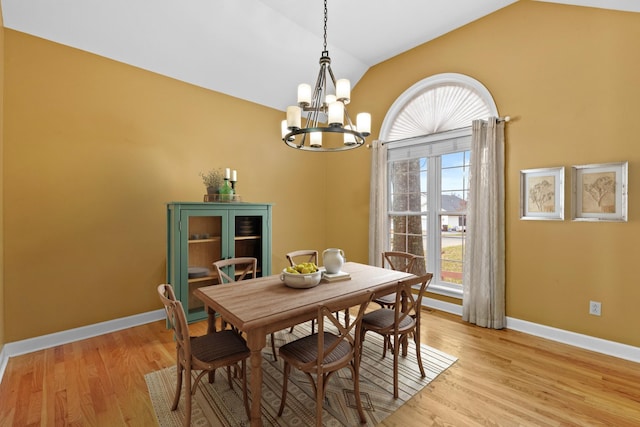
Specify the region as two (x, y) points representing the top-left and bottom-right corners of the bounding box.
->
(1, 308), (639, 426)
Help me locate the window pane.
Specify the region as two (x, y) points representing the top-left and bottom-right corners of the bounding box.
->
(441, 150), (470, 214)
(389, 159), (427, 212)
(389, 214), (428, 275)
(440, 214), (465, 284)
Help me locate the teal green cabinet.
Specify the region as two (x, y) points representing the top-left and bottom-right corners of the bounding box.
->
(167, 202), (272, 323)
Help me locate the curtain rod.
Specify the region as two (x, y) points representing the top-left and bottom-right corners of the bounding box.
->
(371, 115), (511, 147)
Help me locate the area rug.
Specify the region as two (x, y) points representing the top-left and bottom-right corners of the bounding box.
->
(146, 316), (457, 426)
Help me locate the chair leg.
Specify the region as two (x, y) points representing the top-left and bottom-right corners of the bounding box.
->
(343, 309), (350, 328)
(171, 364), (183, 411)
(382, 336), (389, 358)
(315, 373), (324, 427)
(277, 362), (291, 416)
(392, 334), (400, 399)
(271, 333), (278, 361)
(184, 366), (193, 427)
(351, 362), (367, 424)
(413, 330), (426, 378)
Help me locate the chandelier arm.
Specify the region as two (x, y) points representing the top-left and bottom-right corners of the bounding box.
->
(326, 63), (337, 87)
(343, 106), (356, 129)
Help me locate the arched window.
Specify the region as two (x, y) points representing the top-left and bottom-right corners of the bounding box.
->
(381, 73), (497, 141)
(380, 73), (498, 298)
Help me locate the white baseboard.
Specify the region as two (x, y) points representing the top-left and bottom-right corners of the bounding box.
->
(0, 345), (8, 384)
(506, 317), (640, 363)
(421, 297), (640, 364)
(1, 303), (638, 386)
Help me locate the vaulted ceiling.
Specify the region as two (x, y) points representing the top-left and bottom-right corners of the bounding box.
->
(2, 0), (638, 111)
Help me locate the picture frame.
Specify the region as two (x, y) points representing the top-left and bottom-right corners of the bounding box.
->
(520, 167), (565, 220)
(571, 161), (628, 222)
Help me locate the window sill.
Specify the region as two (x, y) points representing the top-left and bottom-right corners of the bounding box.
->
(425, 282), (463, 300)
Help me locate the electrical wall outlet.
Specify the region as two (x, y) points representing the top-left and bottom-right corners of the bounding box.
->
(589, 301), (602, 316)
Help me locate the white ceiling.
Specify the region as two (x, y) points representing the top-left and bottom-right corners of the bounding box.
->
(2, 0), (639, 112)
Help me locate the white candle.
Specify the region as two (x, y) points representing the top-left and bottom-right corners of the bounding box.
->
(232, 170), (237, 182)
(344, 125), (356, 145)
(328, 101), (344, 126)
(357, 112), (371, 135)
(281, 119), (288, 139)
(286, 106), (301, 129)
(310, 132), (322, 148)
(225, 168), (230, 179)
(297, 83), (311, 105)
(336, 79), (350, 102)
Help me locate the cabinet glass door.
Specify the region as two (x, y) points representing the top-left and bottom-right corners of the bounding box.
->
(184, 213), (226, 317)
(233, 212), (268, 277)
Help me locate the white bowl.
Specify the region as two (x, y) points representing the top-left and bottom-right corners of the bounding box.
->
(280, 269), (322, 289)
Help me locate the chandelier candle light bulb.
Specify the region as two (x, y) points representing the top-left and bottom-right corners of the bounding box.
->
(328, 101), (344, 126)
(344, 125), (356, 145)
(287, 106), (302, 129)
(336, 79), (350, 102)
(298, 84), (312, 105)
(357, 113), (371, 135)
(310, 132), (322, 148)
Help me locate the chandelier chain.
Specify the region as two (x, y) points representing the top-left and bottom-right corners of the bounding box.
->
(323, 0), (328, 52)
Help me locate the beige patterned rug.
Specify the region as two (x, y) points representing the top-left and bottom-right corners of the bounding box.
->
(146, 316), (457, 426)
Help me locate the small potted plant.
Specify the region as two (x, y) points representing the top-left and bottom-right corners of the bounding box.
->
(199, 169), (224, 195)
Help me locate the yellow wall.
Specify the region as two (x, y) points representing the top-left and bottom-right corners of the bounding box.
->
(0, 5), (5, 352)
(328, 1), (640, 346)
(3, 30), (328, 341)
(3, 1), (639, 348)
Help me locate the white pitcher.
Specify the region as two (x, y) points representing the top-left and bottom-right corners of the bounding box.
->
(323, 248), (345, 274)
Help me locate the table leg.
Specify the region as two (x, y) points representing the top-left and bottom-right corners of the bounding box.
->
(206, 306), (217, 334)
(246, 332), (266, 427)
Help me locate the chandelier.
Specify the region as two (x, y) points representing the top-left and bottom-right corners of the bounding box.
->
(281, 0), (371, 152)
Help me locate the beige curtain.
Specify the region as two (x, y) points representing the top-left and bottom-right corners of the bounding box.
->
(462, 118), (505, 329)
(368, 140), (388, 267)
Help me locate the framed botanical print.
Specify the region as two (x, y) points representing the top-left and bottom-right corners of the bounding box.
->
(571, 162), (628, 222)
(520, 167), (564, 220)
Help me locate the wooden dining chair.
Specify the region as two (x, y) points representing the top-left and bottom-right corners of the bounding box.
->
(286, 250), (319, 333)
(286, 249), (319, 267)
(277, 292), (374, 426)
(360, 273), (433, 399)
(373, 251), (421, 310)
(157, 284), (250, 426)
(212, 257), (278, 361)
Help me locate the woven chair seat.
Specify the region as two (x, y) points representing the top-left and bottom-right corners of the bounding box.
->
(362, 308), (415, 332)
(190, 330), (249, 363)
(279, 332), (350, 365)
(373, 293), (396, 306)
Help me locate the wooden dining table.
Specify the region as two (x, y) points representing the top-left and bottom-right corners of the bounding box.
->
(194, 261), (413, 427)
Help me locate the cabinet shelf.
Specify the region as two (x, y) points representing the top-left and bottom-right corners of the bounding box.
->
(188, 237), (221, 243)
(188, 275), (217, 283)
(234, 235), (261, 241)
